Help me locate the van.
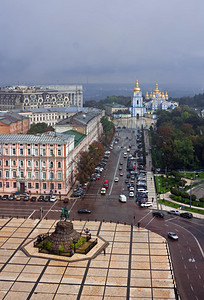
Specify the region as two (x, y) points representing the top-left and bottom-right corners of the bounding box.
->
(123, 152), (127, 158)
(104, 180), (109, 188)
(119, 195), (127, 203)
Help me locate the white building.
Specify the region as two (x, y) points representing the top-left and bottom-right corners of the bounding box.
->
(129, 80), (146, 117)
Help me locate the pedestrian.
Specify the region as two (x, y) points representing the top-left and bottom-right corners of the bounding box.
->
(152, 197), (154, 202)
(137, 222), (140, 228)
(151, 177), (152, 180)
(103, 248), (106, 255)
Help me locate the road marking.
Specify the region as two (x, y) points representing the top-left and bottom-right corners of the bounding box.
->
(181, 256), (184, 260)
(195, 264), (197, 269)
(189, 247), (191, 252)
(165, 217), (178, 222)
(42, 200), (58, 220)
(184, 264), (187, 269)
(109, 151), (122, 196)
(187, 273), (189, 279)
(198, 274), (201, 280)
(69, 199), (78, 212)
(190, 284), (194, 291)
(144, 217), (155, 228)
(28, 210), (36, 219)
(137, 211), (152, 223)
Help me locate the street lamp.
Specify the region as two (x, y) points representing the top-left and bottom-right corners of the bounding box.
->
(190, 178), (193, 209)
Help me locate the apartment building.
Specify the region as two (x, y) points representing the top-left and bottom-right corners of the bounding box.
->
(0, 133), (75, 195)
(0, 112), (30, 134)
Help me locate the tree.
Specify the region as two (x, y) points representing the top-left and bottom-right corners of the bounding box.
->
(27, 123), (54, 134)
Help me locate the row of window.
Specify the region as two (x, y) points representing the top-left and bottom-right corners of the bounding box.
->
(0, 170), (62, 180)
(0, 182), (61, 190)
(2, 148), (62, 156)
(1, 160), (62, 168)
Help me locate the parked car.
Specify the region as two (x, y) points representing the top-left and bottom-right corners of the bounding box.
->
(114, 177), (119, 182)
(129, 191), (134, 197)
(63, 198), (69, 204)
(16, 195), (21, 201)
(140, 202), (153, 207)
(78, 209), (91, 214)
(137, 188), (148, 193)
(38, 195), (44, 202)
(167, 210), (180, 215)
(23, 196), (29, 201)
(50, 196), (57, 202)
(168, 232), (178, 240)
(31, 196), (37, 202)
(152, 211), (164, 218)
(180, 212), (193, 219)
(2, 195), (9, 200)
(8, 195), (15, 201)
(44, 195), (50, 202)
(119, 173), (124, 176)
(129, 187), (134, 192)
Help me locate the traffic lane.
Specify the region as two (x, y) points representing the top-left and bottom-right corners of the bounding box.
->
(144, 215), (204, 300)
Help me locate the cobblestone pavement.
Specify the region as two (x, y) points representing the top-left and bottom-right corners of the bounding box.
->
(0, 218), (176, 299)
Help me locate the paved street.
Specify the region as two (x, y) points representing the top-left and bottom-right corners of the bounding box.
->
(0, 119), (203, 300)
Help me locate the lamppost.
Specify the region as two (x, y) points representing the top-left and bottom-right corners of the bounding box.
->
(84, 228), (90, 242)
(190, 178), (193, 209)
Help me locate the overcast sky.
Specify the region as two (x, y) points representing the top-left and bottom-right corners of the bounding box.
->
(0, 0), (203, 90)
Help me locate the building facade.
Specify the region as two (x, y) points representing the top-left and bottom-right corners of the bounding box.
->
(0, 133), (75, 195)
(0, 86), (70, 111)
(0, 112), (30, 134)
(129, 80), (146, 117)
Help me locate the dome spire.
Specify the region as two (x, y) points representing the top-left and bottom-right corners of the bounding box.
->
(134, 80), (141, 92)
(154, 83), (160, 93)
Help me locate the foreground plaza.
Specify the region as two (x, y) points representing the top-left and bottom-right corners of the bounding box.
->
(0, 218), (176, 299)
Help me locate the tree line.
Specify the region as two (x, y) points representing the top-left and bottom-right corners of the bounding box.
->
(150, 106), (204, 170)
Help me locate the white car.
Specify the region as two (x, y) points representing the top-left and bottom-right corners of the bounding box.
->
(137, 188), (148, 193)
(114, 177), (119, 182)
(168, 232), (178, 240)
(167, 210), (180, 215)
(101, 188), (106, 195)
(129, 187), (134, 192)
(129, 191), (134, 197)
(140, 202), (152, 207)
(127, 148), (130, 152)
(50, 196), (57, 202)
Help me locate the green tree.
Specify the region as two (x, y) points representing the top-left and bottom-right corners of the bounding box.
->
(27, 123), (54, 134)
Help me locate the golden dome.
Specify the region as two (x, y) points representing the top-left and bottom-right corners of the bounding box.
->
(165, 92), (168, 97)
(154, 83), (160, 93)
(150, 92), (153, 97)
(152, 93), (156, 98)
(134, 80), (141, 92)
(145, 92), (149, 98)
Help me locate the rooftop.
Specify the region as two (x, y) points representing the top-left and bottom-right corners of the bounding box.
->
(62, 130), (86, 147)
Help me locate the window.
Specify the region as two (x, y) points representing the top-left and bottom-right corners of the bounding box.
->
(57, 172), (62, 180)
(27, 149), (31, 155)
(5, 160), (9, 167)
(35, 171), (39, 179)
(50, 161), (54, 168)
(50, 149), (54, 156)
(27, 172), (31, 179)
(42, 172), (46, 180)
(50, 171), (54, 179)
(0, 171), (1, 178)
(57, 149), (61, 156)
(42, 161), (46, 167)
(42, 149), (46, 156)
(43, 183), (46, 189)
(20, 171), (24, 178)
(58, 161), (61, 168)
(27, 160), (31, 167)
(5, 148), (8, 155)
(13, 171), (16, 178)
(28, 183), (31, 189)
(0, 182), (2, 188)
(35, 183), (39, 189)
(13, 182), (16, 188)
(35, 149), (38, 156)
(20, 148), (23, 155)
(12, 148), (16, 155)
(35, 161), (39, 167)
(12, 160), (16, 166)
(20, 160), (23, 167)
(6, 182), (9, 188)
(5, 170), (9, 178)
(50, 183), (54, 190)
(58, 183), (61, 190)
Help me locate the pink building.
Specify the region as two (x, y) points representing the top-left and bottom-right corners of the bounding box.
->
(0, 133), (75, 195)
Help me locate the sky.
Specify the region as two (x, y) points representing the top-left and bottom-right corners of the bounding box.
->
(0, 0), (204, 91)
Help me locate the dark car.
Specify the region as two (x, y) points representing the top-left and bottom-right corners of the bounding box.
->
(2, 195), (9, 200)
(153, 211), (164, 218)
(180, 212), (193, 219)
(38, 195), (44, 202)
(64, 198), (69, 204)
(31, 196), (37, 202)
(8, 194), (15, 201)
(78, 209), (91, 214)
(44, 195), (50, 202)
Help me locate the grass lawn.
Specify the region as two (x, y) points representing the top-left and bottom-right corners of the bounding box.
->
(158, 199), (204, 215)
(180, 171), (204, 180)
(154, 176), (176, 194)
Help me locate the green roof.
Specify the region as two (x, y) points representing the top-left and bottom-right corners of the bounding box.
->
(62, 130), (86, 147)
